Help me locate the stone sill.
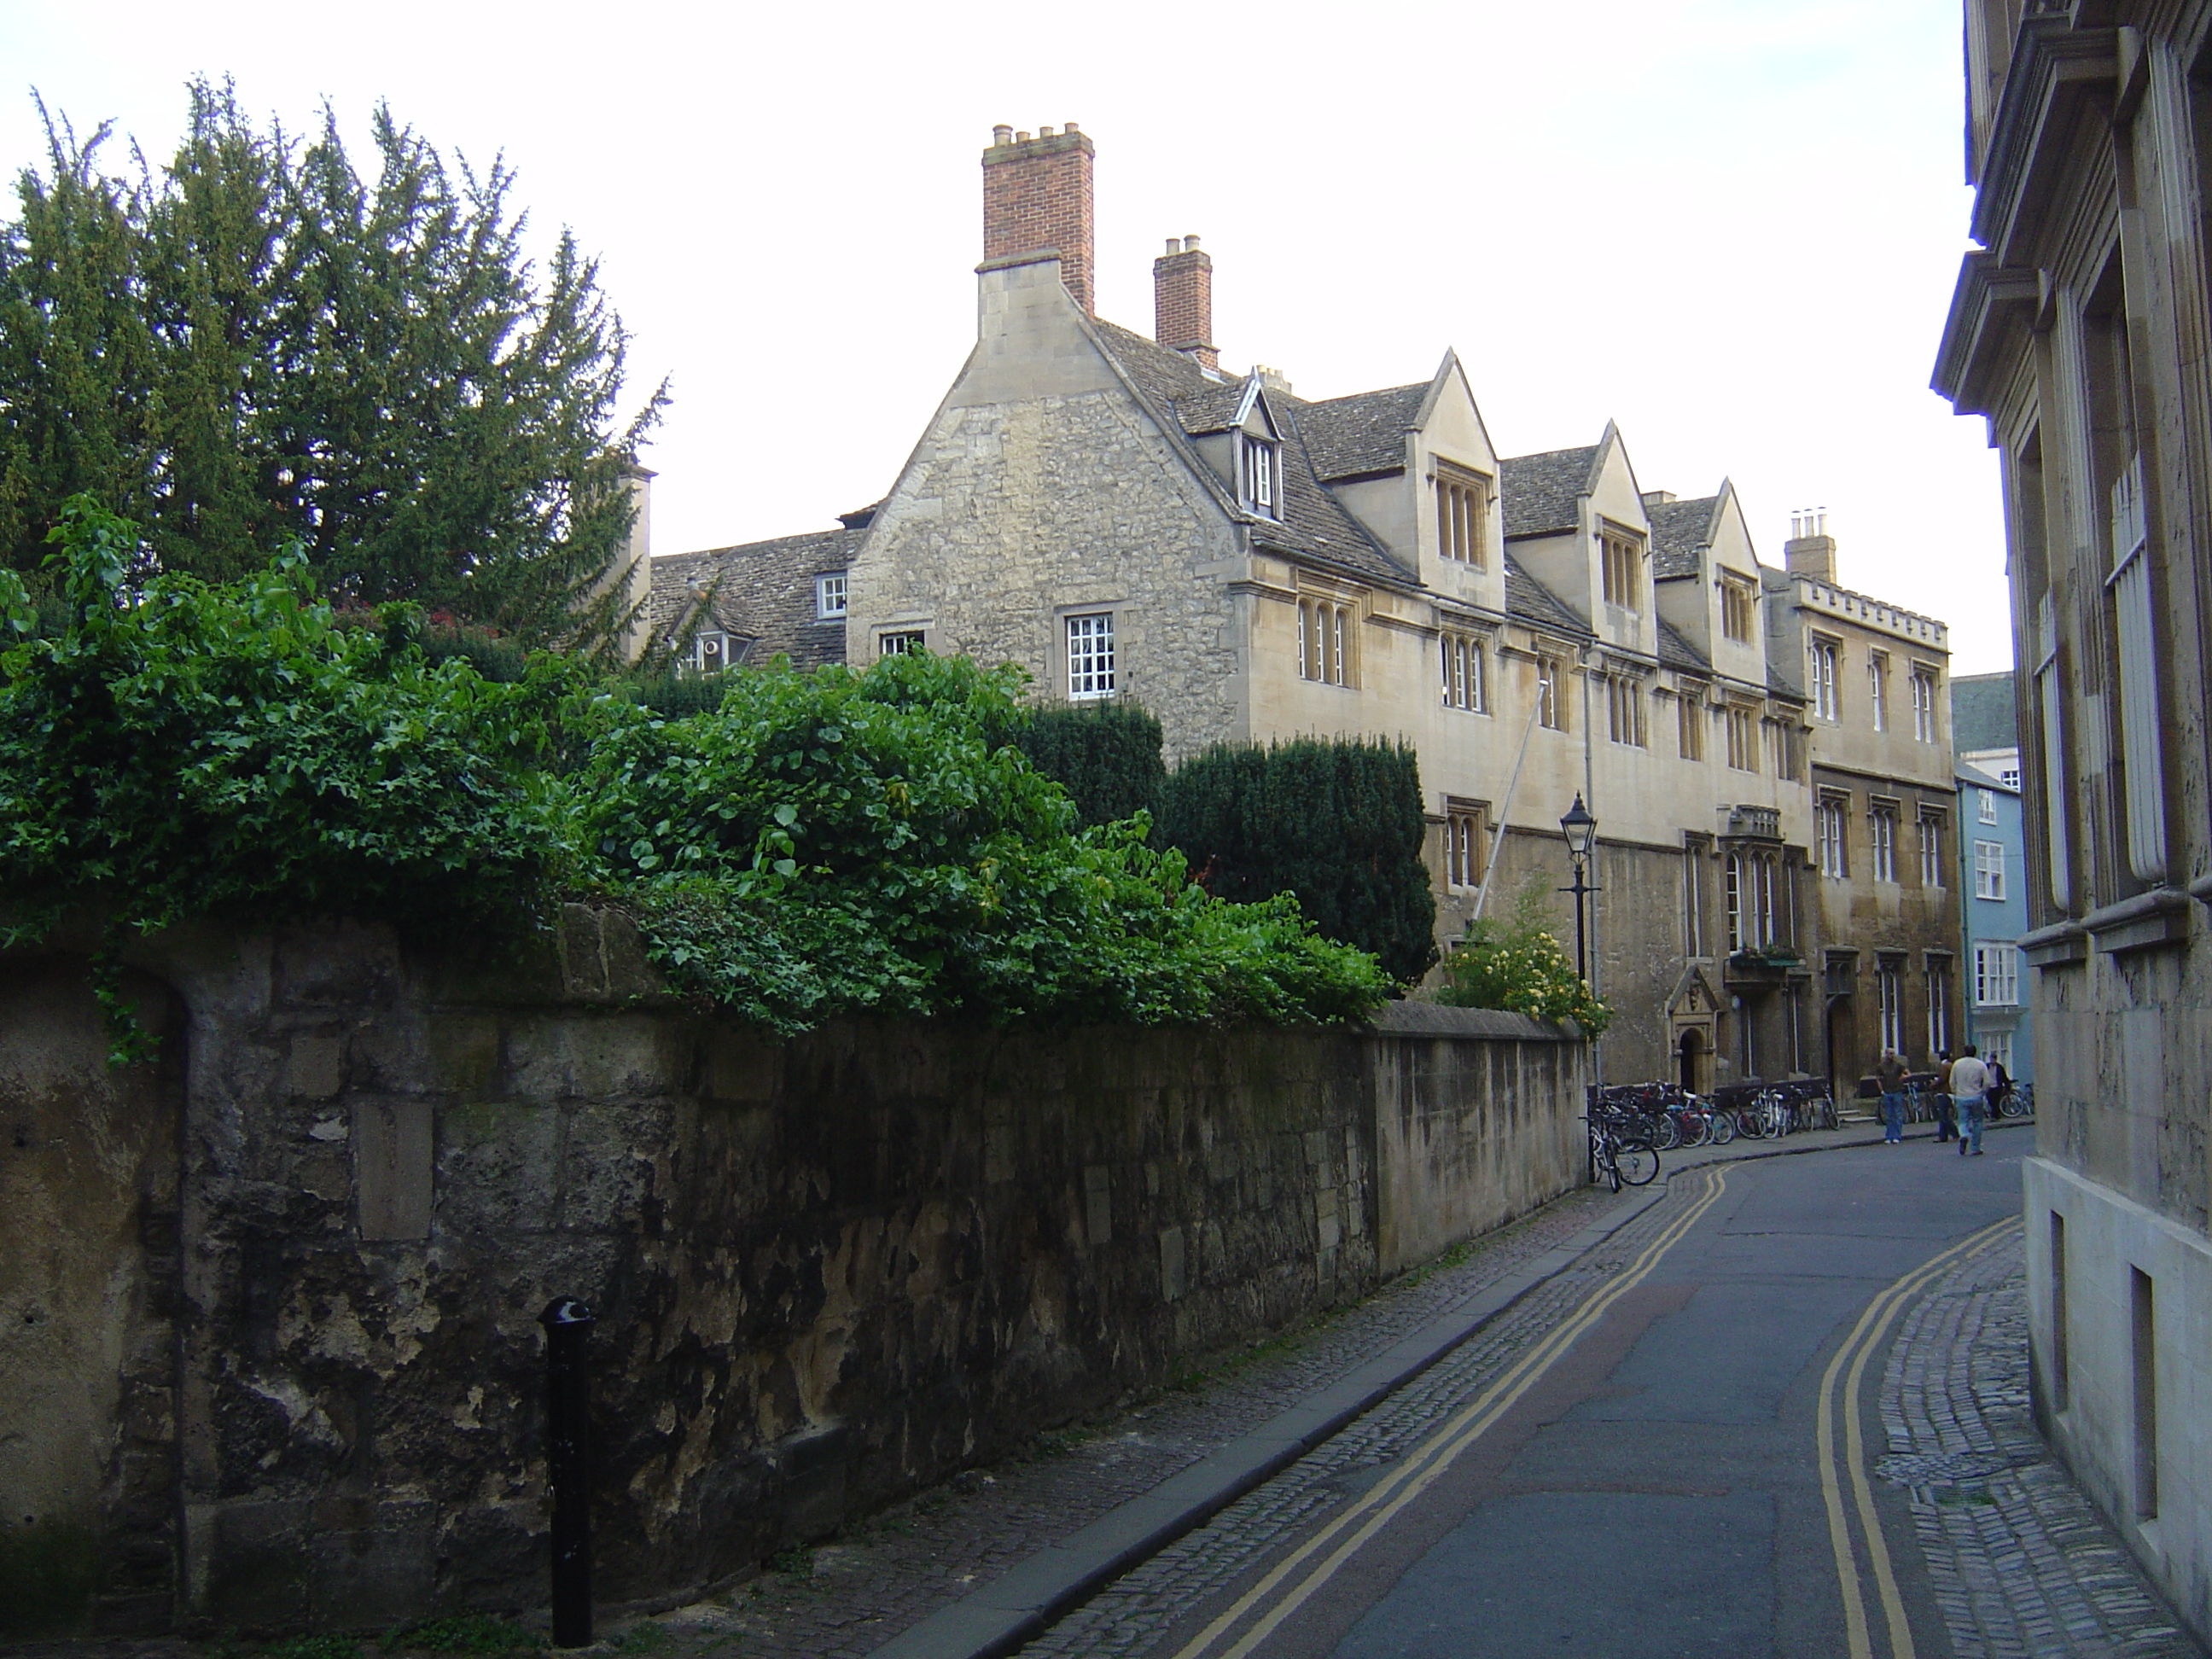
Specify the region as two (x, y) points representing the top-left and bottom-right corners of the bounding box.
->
(2021, 921), (2088, 969)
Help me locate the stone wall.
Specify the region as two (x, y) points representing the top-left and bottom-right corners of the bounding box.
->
(0, 911), (1583, 1636)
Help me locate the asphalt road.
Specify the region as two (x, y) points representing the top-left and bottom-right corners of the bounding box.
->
(1153, 1134), (2025, 1659)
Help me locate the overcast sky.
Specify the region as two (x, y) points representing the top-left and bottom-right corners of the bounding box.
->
(3, 0), (2011, 672)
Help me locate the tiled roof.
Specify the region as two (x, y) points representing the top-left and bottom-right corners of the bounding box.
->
(1656, 616), (1709, 674)
(1295, 383), (1427, 480)
(1646, 495), (1719, 579)
(1088, 318), (1414, 590)
(648, 525), (859, 672)
(1952, 672), (2018, 752)
(1500, 445), (1600, 538)
(1502, 553), (1592, 641)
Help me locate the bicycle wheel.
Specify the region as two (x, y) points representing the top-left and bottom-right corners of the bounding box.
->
(1709, 1108), (1737, 1145)
(1615, 1138), (1659, 1186)
(1650, 1114), (1681, 1151)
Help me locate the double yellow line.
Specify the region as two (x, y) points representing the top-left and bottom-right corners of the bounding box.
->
(1816, 1213), (2022, 1659)
(1168, 1166), (1734, 1659)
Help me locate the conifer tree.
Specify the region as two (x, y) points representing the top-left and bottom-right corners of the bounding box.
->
(0, 81), (665, 654)
(1016, 701), (1167, 829)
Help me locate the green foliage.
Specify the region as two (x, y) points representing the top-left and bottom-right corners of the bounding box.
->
(1433, 878), (1611, 1034)
(1, 514), (1388, 1051)
(263, 1636), (363, 1659)
(382, 1614), (545, 1654)
(568, 652), (1391, 1033)
(0, 80), (664, 655)
(1016, 701), (1166, 829)
(0, 499), (568, 1057)
(1155, 736), (1437, 983)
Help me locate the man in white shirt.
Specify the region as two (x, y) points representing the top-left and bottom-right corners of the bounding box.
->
(1948, 1045), (1992, 1157)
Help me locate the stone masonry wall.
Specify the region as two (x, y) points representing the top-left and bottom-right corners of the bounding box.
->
(2, 911), (1582, 1635)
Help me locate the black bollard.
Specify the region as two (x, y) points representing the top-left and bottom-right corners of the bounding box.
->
(539, 1295), (597, 1648)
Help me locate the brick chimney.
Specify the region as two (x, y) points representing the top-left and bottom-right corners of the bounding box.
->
(1784, 508), (1837, 582)
(981, 123), (1094, 316)
(1153, 236), (1217, 370)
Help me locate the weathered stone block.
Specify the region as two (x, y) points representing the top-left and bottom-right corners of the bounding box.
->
(354, 1100), (433, 1242)
(285, 1034), (347, 1100)
(436, 1103), (561, 1234)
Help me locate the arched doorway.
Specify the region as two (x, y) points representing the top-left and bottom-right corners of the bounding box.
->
(1678, 1027), (1706, 1093)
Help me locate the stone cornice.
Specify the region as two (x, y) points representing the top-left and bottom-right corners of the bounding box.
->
(1971, 21), (2119, 261)
(1935, 251), (2043, 415)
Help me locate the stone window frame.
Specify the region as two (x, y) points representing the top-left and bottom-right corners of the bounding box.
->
(1240, 433), (1282, 521)
(1875, 955), (1906, 1053)
(1598, 520), (1644, 613)
(1918, 808), (1947, 888)
(1604, 671), (1647, 748)
(878, 629), (928, 657)
(1926, 953), (1954, 1056)
(1440, 626), (1490, 713)
(1816, 790), (1850, 880)
(1432, 460), (1493, 568)
(1677, 684), (1708, 760)
(1719, 574), (1756, 643)
(1442, 796), (1490, 890)
(1911, 663), (1940, 742)
(1867, 795), (1901, 883)
(1297, 588), (1360, 688)
(1723, 704), (1758, 772)
(1807, 632), (1842, 722)
(1868, 649), (1889, 731)
(1535, 654), (1567, 731)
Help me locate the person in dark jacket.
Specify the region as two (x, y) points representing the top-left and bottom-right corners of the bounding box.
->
(1877, 1049), (1909, 1144)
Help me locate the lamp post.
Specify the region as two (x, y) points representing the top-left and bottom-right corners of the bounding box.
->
(1559, 794), (1599, 982)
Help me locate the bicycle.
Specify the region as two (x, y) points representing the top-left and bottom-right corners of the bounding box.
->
(1996, 1080), (2034, 1118)
(1586, 1115), (1660, 1191)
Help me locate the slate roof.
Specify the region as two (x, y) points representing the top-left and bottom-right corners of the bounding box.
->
(1502, 554), (1592, 641)
(1088, 317), (1415, 589)
(1500, 445), (1601, 538)
(1647, 495), (1720, 579)
(1295, 383), (1427, 480)
(1952, 672), (2018, 752)
(1656, 617), (1708, 674)
(649, 524), (859, 672)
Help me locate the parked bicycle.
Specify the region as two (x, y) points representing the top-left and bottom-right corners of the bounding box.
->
(1996, 1080), (2034, 1118)
(1586, 1114), (1660, 1192)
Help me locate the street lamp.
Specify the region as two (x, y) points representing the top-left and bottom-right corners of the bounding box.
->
(1559, 793), (1599, 982)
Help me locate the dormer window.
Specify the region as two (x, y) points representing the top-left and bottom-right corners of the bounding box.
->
(1241, 434), (1280, 518)
(1599, 524), (1644, 612)
(685, 630), (731, 675)
(816, 572), (847, 620)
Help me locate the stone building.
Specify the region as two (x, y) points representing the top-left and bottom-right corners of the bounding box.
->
(1934, 2), (2212, 1641)
(660, 124), (1959, 1095)
(1761, 515), (1960, 1084)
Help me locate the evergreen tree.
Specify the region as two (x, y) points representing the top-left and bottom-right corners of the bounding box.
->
(0, 81), (665, 654)
(1156, 736), (1437, 982)
(1015, 701), (1167, 829)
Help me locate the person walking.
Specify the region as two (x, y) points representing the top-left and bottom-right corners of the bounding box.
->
(1949, 1045), (1991, 1156)
(1934, 1049), (1958, 1142)
(1877, 1048), (1909, 1144)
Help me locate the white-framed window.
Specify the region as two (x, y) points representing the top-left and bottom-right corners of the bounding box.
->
(1919, 812), (1946, 888)
(1816, 797), (1848, 878)
(1725, 706), (1757, 772)
(1725, 849), (1779, 952)
(1720, 578), (1755, 643)
(879, 630), (926, 656)
(1928, 959), (1953, 1055)
(1869, 805), (1897, 882)
(1066, 612), (1115, 699)
(1242, 434), (1280, 518)
(2000, 765), (2021, 789)
(1808, 638), (1839, 721)
(1441, 631), (1487, 712)
(1981, 1029), (2014, 1072)
(1868, 651), (1889, 731)
(1600, 526), (1644, 611)
(1435, 466), (1490, 566)
(1974, 840), (2006, 899)
(1605, 674), (1646, 747)
(1678, 689), (1706, 760)
(1537, 657), (1563, 731)
(1877, 960), (1904, 1053)
(1299, 598), (1353, 686)
(1978, 788), (1998, 824)
(685, 629), (731, 674)
(1445, 803), (1487, 889)
(815, 572), (848, 620)
(1912, 668), (1938, 742)
(1975, 942), (2020, 1006)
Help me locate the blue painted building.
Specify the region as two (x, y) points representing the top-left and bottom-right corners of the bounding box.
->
(1956, 761), (2030, 1083)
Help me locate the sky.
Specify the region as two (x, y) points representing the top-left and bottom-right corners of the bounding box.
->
(0, 0), (2012, 672)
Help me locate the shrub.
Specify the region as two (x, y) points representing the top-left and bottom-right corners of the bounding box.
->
(1433, 878), (1610, 1034)
(1155, 737), (1437, 983)
(1015, 701), (1166, 829)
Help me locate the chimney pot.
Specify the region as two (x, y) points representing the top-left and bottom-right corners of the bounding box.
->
(992, 124), (1013, 144)
(1064, 120), (1079, 132)
(1039, 125), (1055, 137)
(1184, 234), (1201, 250)
(1016, 130), (1030, 142)
(1165, 236), (1182, 253)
